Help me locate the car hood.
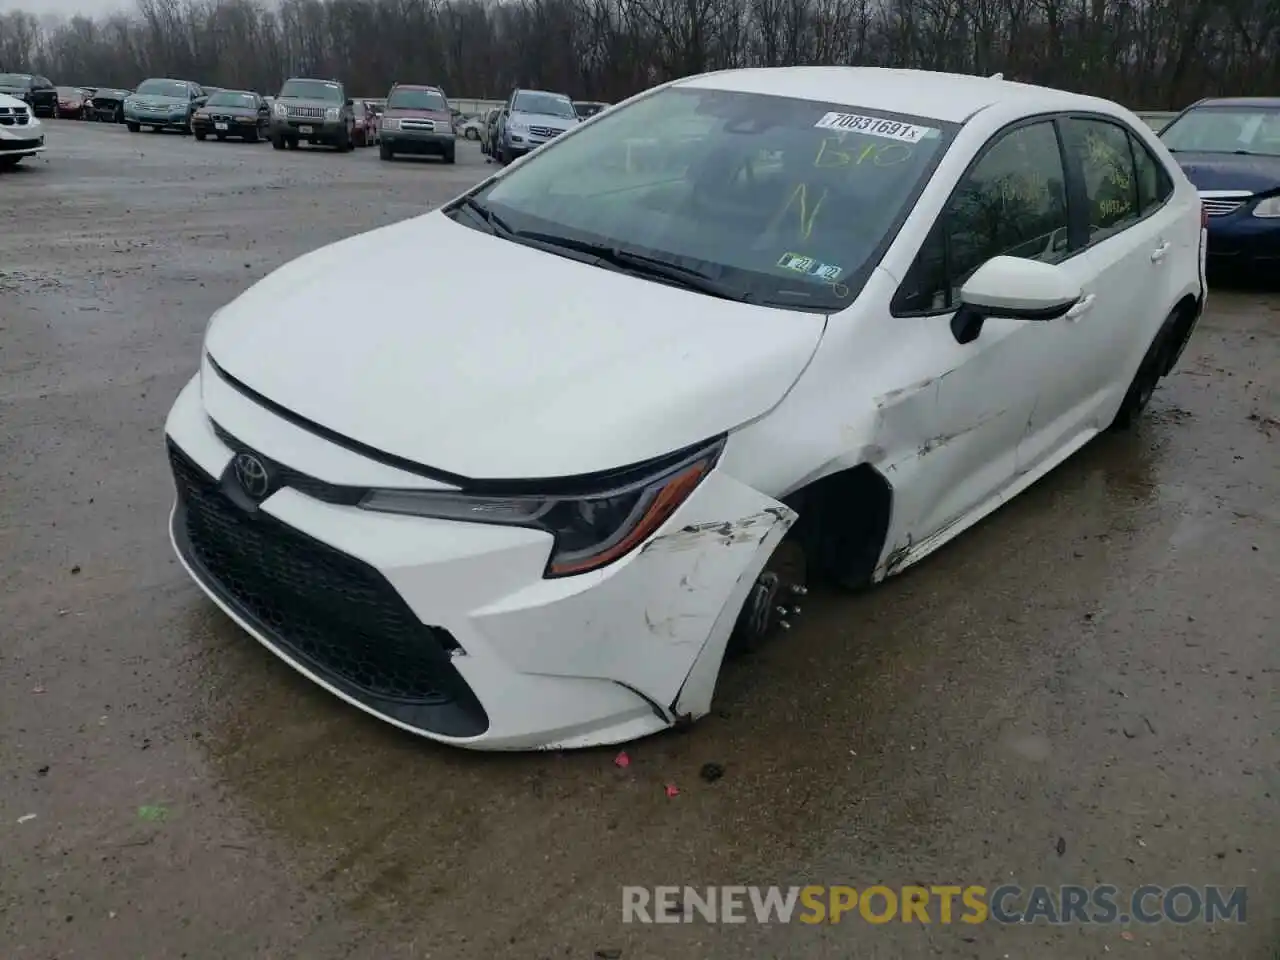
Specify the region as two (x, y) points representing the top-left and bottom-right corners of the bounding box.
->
(511, 110), (577, 130)
(205, 212), (826, 480)
(0, 86), (29, 97)
(1172, 151), (1280, 194)
(0, 91), (28, 109)
(206, 105), (257, 116)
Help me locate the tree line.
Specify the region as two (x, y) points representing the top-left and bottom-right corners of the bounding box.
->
(1, 0), (1277, 107)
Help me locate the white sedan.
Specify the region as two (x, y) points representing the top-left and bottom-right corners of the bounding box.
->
(0, 91), (45, 169)
(164, 67), (1206, 750)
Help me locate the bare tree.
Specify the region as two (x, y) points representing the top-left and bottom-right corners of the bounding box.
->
(0, 0), (1276, 104)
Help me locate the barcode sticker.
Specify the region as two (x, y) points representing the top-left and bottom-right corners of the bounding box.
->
(814, 112), (936, 143)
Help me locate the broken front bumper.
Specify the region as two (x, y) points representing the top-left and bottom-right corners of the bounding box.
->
(163, 373), (794, 750)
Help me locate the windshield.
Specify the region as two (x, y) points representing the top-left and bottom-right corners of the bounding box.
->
(135, 79), (189, 98)
(57, 87), (84, 97)
(513, 91), (576, 118)
(0, 74), (32, 86)
(207, 92), (257, 108)
(279, 79), (342, 101)
(387, 88), (448, 111)
(469, 86), (951, 311)
(575, 102), (606, 118)
(1160, 106), (1280, 157)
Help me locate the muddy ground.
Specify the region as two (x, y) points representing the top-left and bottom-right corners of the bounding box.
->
(1, 120), (1276, 959)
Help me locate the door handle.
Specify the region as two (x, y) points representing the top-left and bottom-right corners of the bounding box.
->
(1064, 293), (1096, 320)
(1150, 241), (1171, 263)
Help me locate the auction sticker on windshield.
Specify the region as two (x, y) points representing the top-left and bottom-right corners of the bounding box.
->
(777, 252), (843, 281)
(813, 112), (936, 143)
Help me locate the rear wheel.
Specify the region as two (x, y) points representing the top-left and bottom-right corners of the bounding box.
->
(443, 146), (456, 164)
(465, 128), (478, 140)
(195, 130), (207, 141)
(271, 135), (285, 150)
(379, 142), (393, 161)
(1109, 318), (1175, 431)
(244, 127), (259, 143)
(0, 156), (22, 170)
(127, 122), (140, 133)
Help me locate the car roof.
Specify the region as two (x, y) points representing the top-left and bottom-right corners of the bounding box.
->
(210, 88), (255, 96)
(392, 84), (443, 92)
(675, 66), (1113, 124)
(1190, 96), (1280, 109)
(516, 88), (570, 97)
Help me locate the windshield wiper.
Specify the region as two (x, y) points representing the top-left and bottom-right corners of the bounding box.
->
(508, 231), (753, 302)
(453, 196), (517, 237)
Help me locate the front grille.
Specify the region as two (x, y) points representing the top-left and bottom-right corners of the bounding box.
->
(1202, 198), (1245, 217)
(401, 118), (434, 131)
(529, 125), (562, 139)
(0, 105), (30, 126)
(169, 442), (487, 733)
(286, 104), (325, 119)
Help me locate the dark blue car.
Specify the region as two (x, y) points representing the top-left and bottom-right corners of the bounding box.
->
(1158, 96), (1280, 271)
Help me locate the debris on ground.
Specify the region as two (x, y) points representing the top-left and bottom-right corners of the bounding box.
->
(664, 784), (679, 798)
(1056, 836), (1066, 856)
(594, 950), (622, 959)
(17, 814), (37, 824)
(613, 751), (630, 769)
(137, 805), (169, 822)
(699, 762), (724, 782)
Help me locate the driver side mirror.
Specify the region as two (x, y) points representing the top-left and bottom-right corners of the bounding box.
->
(951, 256), (1082, 344)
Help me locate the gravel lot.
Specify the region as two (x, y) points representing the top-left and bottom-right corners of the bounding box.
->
(1, 119), (1277, 959)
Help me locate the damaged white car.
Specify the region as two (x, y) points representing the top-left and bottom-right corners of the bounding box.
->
(0, 90), (45, 169)
(165, 67), (1206, 750)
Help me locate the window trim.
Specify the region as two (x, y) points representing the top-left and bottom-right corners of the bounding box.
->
(890, 112), (1075, 319)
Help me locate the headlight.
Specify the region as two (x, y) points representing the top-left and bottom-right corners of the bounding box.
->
(358, 438), (724, 577)
(1252, 196), (1280, 218)
(382, 117), (399, 131)
(325, 107), (340, 121)
(272, 102), (286, 118)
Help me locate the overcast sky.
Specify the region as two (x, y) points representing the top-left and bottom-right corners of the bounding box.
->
(0, 0), (128, 18)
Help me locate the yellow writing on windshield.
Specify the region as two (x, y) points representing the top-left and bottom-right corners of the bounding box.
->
(769, 182), (829, 240)
(814, 135), (913, 169)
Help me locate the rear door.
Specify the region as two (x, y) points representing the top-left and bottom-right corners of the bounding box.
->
(1017, 115), (1178, 474)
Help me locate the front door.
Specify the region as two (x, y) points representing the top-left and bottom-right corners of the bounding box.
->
(883, 118), (1077, 547)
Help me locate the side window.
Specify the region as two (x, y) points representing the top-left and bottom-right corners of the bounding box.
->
(893, 121), (1070, 314)
(1130, 134), (1173, 213)
(1061, 118), (1141, 243)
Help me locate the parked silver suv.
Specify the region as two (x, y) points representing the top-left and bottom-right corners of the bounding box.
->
(494, 88), (579, 164)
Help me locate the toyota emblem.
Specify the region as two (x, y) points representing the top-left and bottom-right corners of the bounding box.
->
(232, 452), (271, 500)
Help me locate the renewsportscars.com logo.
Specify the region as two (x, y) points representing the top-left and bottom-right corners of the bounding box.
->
(622, 885), (1248, 925)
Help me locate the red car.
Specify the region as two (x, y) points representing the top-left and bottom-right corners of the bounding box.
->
(350, 99), (380, 147)
(55, 87), (91, 120)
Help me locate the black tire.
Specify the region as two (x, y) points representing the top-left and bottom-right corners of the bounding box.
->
(244, 128), (258, 143)
(1109, 321), (1173, 431)
(195, 130), (207, 141)
(148, 126), (161, 134)
(379, 142), (393, 161)
(115, 107), (124, 124)
(465, 128), (478, 140)
(0, 155), (22, 170)
(497, 145), (509, 164)
(271, 135), (285, 150)
(443, 146), (456, 164)
(214, 133), (225, 141)
(287, 137), (299, 150)
(127, 122), (140, 133)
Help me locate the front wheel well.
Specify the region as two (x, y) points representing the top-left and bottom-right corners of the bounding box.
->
(780, 464), (894, 591)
